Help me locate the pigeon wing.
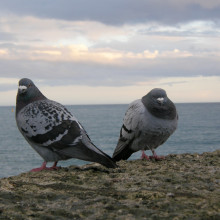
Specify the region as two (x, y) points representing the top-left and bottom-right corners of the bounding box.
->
(113, 100), (144, 161)
(16, 99), (80, 146)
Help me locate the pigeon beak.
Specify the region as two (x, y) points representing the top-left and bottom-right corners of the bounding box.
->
(157, 97), (165, 105)
(18, 85), (27, 94)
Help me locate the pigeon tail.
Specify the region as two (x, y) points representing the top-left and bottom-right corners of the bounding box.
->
(112, 144), (134, 161)
(88, 143), (118, 168)
(57, 142), (117, 168)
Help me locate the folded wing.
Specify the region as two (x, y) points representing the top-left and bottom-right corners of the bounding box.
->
(113, 100), (144, 161)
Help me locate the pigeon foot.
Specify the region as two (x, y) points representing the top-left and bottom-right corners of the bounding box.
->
(141, 151), (150, 160)
(149, 150), (165, 161)
(149, 155), (165, 160)
(49, 162), (60, 170)
(30, 161), (59, 172)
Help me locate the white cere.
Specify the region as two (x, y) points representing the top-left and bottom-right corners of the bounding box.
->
(18, 85), (27, 90)
(157, 97), (164, 102)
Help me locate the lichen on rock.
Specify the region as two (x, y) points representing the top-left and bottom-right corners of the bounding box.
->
(0, 150), (220, 219)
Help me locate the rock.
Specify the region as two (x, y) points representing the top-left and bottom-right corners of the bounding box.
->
(166, 192), (175, 197)
(0, 150), (220, 219)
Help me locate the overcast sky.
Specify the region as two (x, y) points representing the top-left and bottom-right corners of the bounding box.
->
(0, 0), (220, 105)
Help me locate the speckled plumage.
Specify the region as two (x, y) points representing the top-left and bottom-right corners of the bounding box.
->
(16, 78), (117, 170)
(112, 88), (178, 161)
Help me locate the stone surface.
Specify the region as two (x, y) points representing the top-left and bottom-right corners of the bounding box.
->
(0, 150), (220, 219)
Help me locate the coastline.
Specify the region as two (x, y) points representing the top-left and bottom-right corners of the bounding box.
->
(0, 150), (219, 219)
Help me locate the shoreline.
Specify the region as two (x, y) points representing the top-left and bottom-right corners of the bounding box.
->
(0, 150), (219, 219)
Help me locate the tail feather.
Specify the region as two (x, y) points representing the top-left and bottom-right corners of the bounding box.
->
(57, 142), (117, 168)
(112, 142), (134, 161)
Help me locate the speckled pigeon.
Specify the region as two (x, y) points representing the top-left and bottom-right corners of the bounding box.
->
(112, 88), (178, 161)
(16, 78), (117, 171)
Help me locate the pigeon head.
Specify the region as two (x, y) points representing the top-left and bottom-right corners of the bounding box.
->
(148, 88), (168, 105)
(16, 78), (46, 113)
(142, 88), (177, 120)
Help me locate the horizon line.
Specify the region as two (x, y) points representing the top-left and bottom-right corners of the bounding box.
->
(1, 101), (220, 107)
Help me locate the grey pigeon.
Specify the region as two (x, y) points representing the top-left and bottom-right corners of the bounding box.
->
(112, 88), (178, 161)
(16, 78), (117, 171)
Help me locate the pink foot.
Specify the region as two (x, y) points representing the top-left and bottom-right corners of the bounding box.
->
(149, 150), (165, 160)
(49, 161), (60, 170)
(141, 151), (150, 160)
(30, 161), (59, 172)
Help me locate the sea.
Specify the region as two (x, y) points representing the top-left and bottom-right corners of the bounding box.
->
(0, 103), (219, 178)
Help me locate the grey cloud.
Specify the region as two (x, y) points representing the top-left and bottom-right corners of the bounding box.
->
(0, 0), (220, 25)
(0, 55), (219, 90)
(0, 32), (16, 41)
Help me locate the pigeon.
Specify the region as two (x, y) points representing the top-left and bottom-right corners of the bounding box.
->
(16, 78), (117, 171)
(112, 88), (178, 161)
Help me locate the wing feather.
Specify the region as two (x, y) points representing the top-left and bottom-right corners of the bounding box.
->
(113, 100), (145, 160)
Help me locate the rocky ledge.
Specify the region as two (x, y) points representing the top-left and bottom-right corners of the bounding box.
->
(0, 150), (220, 220)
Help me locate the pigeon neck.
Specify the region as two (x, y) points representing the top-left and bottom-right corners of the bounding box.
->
(16, 91), (46, 115)
(142, 95), (176, 120)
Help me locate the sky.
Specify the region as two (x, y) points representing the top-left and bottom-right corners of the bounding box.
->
(0, 0), (220, 105)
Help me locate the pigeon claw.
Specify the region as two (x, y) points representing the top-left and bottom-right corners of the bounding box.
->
(149, 155), (165, 160)
(140, 151), (150, 160)
(30, 161), (60, 172)
(149, 150), (165, 161)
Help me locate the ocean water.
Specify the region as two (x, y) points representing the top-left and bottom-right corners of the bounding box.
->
(0, 103), (219, 178)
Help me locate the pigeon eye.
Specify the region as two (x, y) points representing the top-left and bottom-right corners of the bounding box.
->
(28, 84), (31, 88)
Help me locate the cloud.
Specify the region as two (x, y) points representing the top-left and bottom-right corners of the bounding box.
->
(0, 14), (220, 90)
(0, 0), (220, 25)
(1, 52), (219, 89)
(1, 76), (220, 106)
(0, 1), (219, 104)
